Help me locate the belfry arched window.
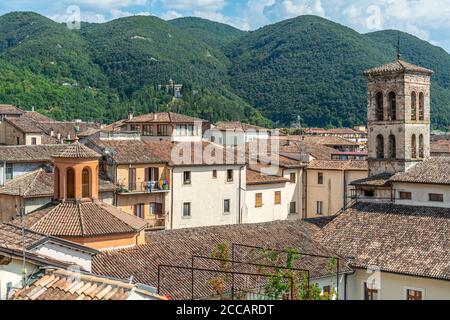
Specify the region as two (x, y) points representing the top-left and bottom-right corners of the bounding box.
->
(376, 135), (385, 159)
(375, 92), (384, 121)
(388, 135), (396, 159)
(419, 92), (425, 121)
(411, 92), (417, 121)
(419, 134), (425, 159)
(411, 135), (417, 159)
(66, 168), (75, 199)
(82, 168), (91, 198)
(388, 92), (397, 120)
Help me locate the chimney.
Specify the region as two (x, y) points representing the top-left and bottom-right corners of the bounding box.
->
(128, 111), (133, 120)
(50, 129), (54, 137)
(57, 133), (61, 140)
(31, 106), (35, 112)
(153, 113), (158, 121)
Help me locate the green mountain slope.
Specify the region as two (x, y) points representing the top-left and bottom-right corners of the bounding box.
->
(169, 17), (245, 49)
(226, 15), (450, 128)
(0, 12), (449, 129)
(0, 12), (107, 88)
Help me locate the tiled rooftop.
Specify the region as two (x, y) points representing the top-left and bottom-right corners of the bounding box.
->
(52, 142), (101, 159)
(125, 112), (206, 124)
(307, 160), (368, 171)
(390, 157), (450, 185)
(246, 169), (290, 186)
(214, 121), (267, 132)
(15, 200), (146, 238)
(13, 269), (164, 300)
(364, 59), (433, 76)
(318, 202), (450, 281)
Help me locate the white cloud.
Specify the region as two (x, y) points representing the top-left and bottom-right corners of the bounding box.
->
(263, 0), (326, 21)
(161, 10), (182, 20)
(160, 0), (225, 11)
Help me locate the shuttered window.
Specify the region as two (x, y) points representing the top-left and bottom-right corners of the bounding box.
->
(255, 193), (263, 208)
(275, 191), (281, 205)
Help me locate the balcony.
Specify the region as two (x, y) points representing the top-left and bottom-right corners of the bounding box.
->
(119, 180), (171, 195)
(147, 214), (166, 231)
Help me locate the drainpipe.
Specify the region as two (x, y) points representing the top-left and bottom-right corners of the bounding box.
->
(170, 167), (174, 230)
(238, 165), (245, 224)
(303, 169), (308, 219)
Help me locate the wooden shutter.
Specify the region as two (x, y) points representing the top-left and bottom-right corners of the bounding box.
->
(275, 191), (281, 205)
(255, 193), (263, 208)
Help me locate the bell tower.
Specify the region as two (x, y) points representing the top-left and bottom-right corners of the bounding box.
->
(364, 57), (433, 177)
(52, 141), (101, 201)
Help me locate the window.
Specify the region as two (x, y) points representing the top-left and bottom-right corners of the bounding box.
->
(255, 193), (263, 208)
(16, 137), (20, 145)
(227, 169), (234, 182)
(66, 168), (75, 199)
(5, 164), (13, 181)
(143, 125), (152, 136)
(419, 134), (424, 159)
(146, 167), (159, 182)
(375, 92), (384, 121)
(388, 92), (396, 120)
(224, 199), (230, 213)
(419, 92), (425, 121)
(411, 135), (417, 159)
(31, 137), (37, 145)
(177, 124), (187, 136)
(316, 201), (323, 215)
(364, 190), (375, 197)
(188, 125), (195, 136)
(183, 171), (191, 185)
(388, 135), (396, 159)
(364, 283), (378, 300)
(290, 173), (296, 183)
(407, 289), (423, 301)
(128, 168), (136, 191)
(411, 92), (417, 121)
(212, 170), (217, 179)
(183, 202), (191, 217)
(429, 193), (444, 202)
(318, 172), (324, 185)
(376, 135), (384, 159)
(82, 168), (90, 198)
(275, 191), (281, 205)
(399, 192), (412, 200)
(157, 125), (169, 136)
(134, 204), (145, 219)
(289, 202), (297, 214)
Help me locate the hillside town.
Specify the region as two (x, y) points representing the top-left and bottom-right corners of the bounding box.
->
(0, 55), (448, 301)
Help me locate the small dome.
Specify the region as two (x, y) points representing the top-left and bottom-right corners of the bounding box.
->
(52, 142), (100, 159)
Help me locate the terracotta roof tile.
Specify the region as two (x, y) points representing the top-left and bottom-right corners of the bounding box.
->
(364, 59), (433, 76)
(0, 145), (68, 163)
(0, 104), (24, 115)
(52, 142), (100, 159)
(351, 173), (393, 187)
(0, 168), (53, 198)
(318, 203), (450, 281)
(5, 117), (42, 133)
(214, 121), (267, 131)
(307, 160), (368, 171)
(13, 269), (164, 300)
(15, 200), (146, 237)
(390, 158), (450, 185)
(93, 220), (350, 299)
(431, 140), (450, 155)
(246, 169), (290, 185)
(125, 112), (206, 124)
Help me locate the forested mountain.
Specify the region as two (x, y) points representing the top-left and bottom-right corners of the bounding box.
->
(0, 12), (449, 129)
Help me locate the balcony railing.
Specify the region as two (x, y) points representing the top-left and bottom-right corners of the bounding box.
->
(147, 215), (166, 230)
(119, 180), (171, 194)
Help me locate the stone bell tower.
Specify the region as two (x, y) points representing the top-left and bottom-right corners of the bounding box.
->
(363, 56), (433, 177)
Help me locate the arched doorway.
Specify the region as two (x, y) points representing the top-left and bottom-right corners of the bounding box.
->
(66, 168), (75, 199)
(82, 168), (91, 198)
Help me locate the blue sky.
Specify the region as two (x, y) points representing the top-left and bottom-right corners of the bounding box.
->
(1, 0), (450, 52)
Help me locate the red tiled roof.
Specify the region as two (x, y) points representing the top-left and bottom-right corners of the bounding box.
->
(125, 112), (206, 124)
(214, 121), (267, 131)
(318, 202), (450, 281)
(307, 160), (368, 171)
(16, 201), (146, 237)
(0, 104), (23, 115)
(52, 142), (100, 159)
(364, 59), (433, 76)
(246, 169), (290, 186)
(13, 269), (164, 300)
